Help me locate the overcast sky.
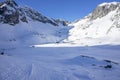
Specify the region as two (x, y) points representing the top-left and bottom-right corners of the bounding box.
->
(0, 0), (120, 21)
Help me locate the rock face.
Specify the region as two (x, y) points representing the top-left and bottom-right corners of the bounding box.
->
(0, 0), (19, 25)
(89, 2), (120, 29)
(90, 2), (120, 20)
(53, 19), (70, 26)
(0, 0), (69, 26)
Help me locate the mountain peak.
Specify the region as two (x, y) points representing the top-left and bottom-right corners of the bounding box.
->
(90, 2), (120, 20)
(98, 2), (120, 7)
(0, 0), (69, 26)
(66, 2), (120, 46)
(1, 0), (18, 7)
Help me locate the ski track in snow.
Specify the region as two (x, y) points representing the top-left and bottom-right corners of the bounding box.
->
(0, 45), (120, 80)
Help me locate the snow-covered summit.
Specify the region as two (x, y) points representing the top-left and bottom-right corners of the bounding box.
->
(90, 2), (120, 20)
(98, 2), (120, 7)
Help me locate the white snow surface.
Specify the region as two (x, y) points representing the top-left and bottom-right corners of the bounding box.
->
(0, 3), (7, 8)
(0, 45), (120, 80)
(0, 21), (71, 49)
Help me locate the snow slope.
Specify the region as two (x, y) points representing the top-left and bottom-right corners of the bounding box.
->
(0, 22), (71, 49)
(64, 2), (120, 46)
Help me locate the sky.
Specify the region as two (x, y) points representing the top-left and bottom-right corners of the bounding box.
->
(0, 0), (120, 22)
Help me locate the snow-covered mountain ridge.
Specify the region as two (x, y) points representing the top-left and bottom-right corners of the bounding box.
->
(0, 0), (71, 48)
(64, 2), (120, 46)
(0, 0), (69, 26)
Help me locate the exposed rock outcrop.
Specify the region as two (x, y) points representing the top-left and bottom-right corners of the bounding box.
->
(0, 0), (69, 26)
